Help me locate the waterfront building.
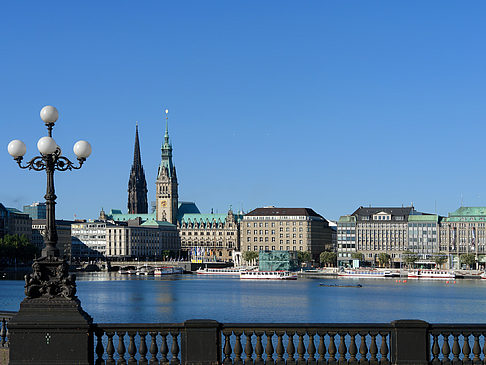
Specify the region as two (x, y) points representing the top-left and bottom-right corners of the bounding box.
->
(32, 219), (74, 259)
(439, 207), (486, 269)
(336, 215), (357, 267)
(22, 202), (46, 219)
(179, 208), (242, 262)
(240, 207), (333, 261)
(0, 203), (32, 241)
(71, 220), (108, 260)
(72, 217), (180, 260)
(407, 214), (440, 261)
(105, 218), (179, 259)
(127, 124), (148, 214)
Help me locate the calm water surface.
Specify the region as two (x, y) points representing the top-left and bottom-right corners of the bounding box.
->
(1, 273), (485, 323)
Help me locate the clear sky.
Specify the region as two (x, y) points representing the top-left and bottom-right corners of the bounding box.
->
(1, 1), (485, 221)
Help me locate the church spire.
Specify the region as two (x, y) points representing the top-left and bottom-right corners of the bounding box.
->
(128, 122), (148, 214)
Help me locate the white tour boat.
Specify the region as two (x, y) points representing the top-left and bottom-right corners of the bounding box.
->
(154, 267), (183, 276)
(407, 269), (455, 279)
(338, 269), (393, 278)
(239, 271), (297, 280)
(196, 267), (247, 276)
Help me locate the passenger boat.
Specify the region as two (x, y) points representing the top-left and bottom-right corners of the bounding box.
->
(239, 271), (297, 280)
(407, 269), (455, 279)
(338, 269), (393, 278)
(154, 267), (183, 276)
(480, 272), (486, 279)
(196, 267), (246, 275)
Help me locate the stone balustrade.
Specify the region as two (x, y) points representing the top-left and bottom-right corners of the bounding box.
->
(3, 313), (486, 364)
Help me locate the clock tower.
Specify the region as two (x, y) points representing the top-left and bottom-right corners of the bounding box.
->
(156, 110), (178, 224)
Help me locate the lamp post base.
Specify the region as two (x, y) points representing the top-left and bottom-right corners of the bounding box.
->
(8, 256), (93, 364)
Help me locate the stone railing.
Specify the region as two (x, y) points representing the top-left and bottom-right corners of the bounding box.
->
(5, 313), (486, 364)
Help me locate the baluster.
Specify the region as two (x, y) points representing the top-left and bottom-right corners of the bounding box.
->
(149, 331), (159, 365)
(139, 331), (148, 365)
(317, 331), (327, 365)
(265, 330), (275, 365)
(359, 332), (369, 365)
(349, 332), (358, 365)
(369, 332), (378, 365)
(255, 331), (264, 365)
(223, 330), (233, 365)
(431, 333), (440, 365)
(286, 331), (296, 365)
(160, 331), (169, 365)
(275, 331), (285, 365)
(338, 332), (347, 365)
(117, 331), (127, 365)
(105, 331), (114, 365)
(463, 332), (472, 365)
(328, 333), (337, 365)
(127, 332), (137, 365)
(0, 318), (6, 347)
(307, 331), (317, 365)
(296, 331), (306, 365)
(170, 331), (180, 365)
(245, 331), (254, 365)
(95, 329), (106, 365)
(472, 332), (481, 365)
(441, 333), (451, 365)
(379, 332), (390, 365)
(234, 330), (244, 365)
(451, 333), (461, 365)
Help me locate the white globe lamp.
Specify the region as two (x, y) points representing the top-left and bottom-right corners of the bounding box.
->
(37, 136), (58, 155)
(73, 140), (92, 159)
(8, 139), (27, 158)
(40, 105), (59, 124)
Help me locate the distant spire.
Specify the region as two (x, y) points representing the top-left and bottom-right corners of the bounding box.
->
(128, 122), (148, 214)
(133, 122), (142, 169)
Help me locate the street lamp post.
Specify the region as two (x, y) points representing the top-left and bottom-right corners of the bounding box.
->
(7, 106), (94, 365)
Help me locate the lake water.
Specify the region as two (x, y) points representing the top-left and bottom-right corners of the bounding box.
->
(1, 272), (485, 324)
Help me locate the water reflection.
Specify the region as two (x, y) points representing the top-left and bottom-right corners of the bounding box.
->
(2, 273), (486, 323)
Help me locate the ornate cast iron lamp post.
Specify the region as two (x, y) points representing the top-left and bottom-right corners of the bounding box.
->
(8, 105), (91, 260)
(7, 106), (94, 365)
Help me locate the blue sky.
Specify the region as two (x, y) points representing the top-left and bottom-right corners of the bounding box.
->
(1, 1), (485, 221)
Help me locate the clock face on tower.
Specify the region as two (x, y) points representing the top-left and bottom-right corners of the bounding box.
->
(161, 200), (168, 207)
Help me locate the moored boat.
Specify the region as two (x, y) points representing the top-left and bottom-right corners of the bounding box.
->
(196, 267), (246, 275)
(154, 267), (183, 275)
(338, 269), (393, 278)
(239, 270), (297, 280)
(407, 269), (455, 279)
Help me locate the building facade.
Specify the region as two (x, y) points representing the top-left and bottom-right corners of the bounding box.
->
(439, 207), (486, 269)
(23, 202), (47, 219)
(179, 209), (241, 262)
(407, 214), (440, 260)
(0, 203), (32, 241)
(240, 207), (333, 261)
(127, 124), (148, 214)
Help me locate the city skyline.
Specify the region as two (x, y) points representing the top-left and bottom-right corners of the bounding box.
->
(2, 2), (486, 221)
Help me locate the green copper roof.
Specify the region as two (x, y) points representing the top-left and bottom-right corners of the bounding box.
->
(180, 212), (243, 224)
(408, 214), (439, 222)
(449, 207), (486, 217)
(141, 219), (176, 228)
(107, 210), (156, 222)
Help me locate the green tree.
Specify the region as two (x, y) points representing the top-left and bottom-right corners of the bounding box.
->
(297, 251), (312, 264)
(402, 250), (419, 268)
(460, 253), (476, 269)
(319, 251), (337, 267)
(351, 252), (364, 261)
(433, 253), (448, 268)
(243, 251), (259, 265)
(0, 234), (37, 264)
(378, 252), (391, 268)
